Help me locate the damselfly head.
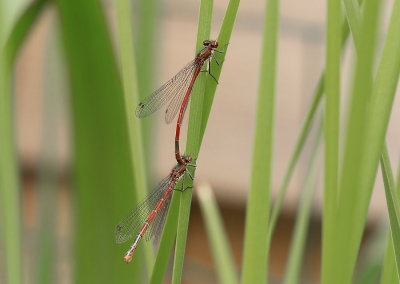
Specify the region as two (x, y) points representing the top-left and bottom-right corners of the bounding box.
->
(203, 40), (218, 48)
(181, 155), (192, 163)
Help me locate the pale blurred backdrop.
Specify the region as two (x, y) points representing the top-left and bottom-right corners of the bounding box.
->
(13, 0), (400, 282)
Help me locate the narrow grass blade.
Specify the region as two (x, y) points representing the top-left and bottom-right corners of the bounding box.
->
(136, 0), (159, 159)
(357, 0), (400, 213)
(342, 0), (361, 48)
(380, 159), (400, 284)
(0, 64), (22, 284)
(197, 183), (238, 284)
(241, 0), (279, 282)
(149, 193), (180, 284)
(380, 145), (400, 279)
(172, 187), (194, 284)
(55, 0), (142, 282)
(356, 265), (382, 284)
(136, 0), (159, 102)
(327, 0), (400, 282)
(322, 0), (341, 281)
(267, 12), (353, 246)
(354, 223), (387, 284)
(114, 0), (153, 272)
(151, 1), (240, 282)
(171, 0), (213, 282)
(0, 18), (22, 284)
(4, 0), (47, 69)
(283, 122), (322, 284)
(380, 232), (400, 284)
(200, 0), (240, 143)
(332, 0), (388, 281)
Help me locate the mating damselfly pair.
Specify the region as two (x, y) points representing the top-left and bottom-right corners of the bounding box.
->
(115, 40), (225, 262)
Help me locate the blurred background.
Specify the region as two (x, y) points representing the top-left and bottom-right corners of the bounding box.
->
(3, 0), (400, 283)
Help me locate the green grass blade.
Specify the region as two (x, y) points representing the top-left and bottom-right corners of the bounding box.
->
(197, 184), (238, 284)
(172, 186), (194, 284)
(150, 1), (239, 282)
(322, 0), (342, 281)
(55, 0), (142, 282)
(136, 0), (159, 159)
(136, 0), (159, 102)
(380, 234), (399, 284)
(268, 0), (362, 266)
(0, 64), (22, 284)
(267, 12), (353, 246)
(283, 122), (322, 284)
(4, 0), (47, 69)
(356, 265), (382, 284)
(380, 158), (400, 284)
(332, 0), (400, 283)
(200, 0), (240, 143)
(149, 193), (180, 284)
(332, 0), (384, 281)
(114, 0), (154, 272)
(241, 0), (279, 282)
(186, 0), (214, 160)
(341, 0), (400, 280)
(342, 0), (361, 48)
(0, 15), (22, 284)
(171, 0), (213, 282)
(380, 145), (400, 279)
(358, 0), (400, 211)
(354, 224), (387, 284)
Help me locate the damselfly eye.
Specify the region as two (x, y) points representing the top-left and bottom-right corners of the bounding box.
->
(213, 41), (218, 48)
(203, 40), (210, 46)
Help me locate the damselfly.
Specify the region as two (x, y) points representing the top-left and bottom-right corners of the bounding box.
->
(135, 40), (225, 165)
(115, 156), (196, 263)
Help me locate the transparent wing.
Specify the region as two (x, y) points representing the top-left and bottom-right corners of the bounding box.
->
(163, 65), (201, 124)
(135, 60), (196, 120)
(114, 175), (171, 244)
(147, 170), (190, 243)
(145, 189), (173, 242)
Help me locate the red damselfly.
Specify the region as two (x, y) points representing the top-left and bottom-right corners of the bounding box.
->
(135, 40), (225, 165)
(115, 156), (196, 263)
